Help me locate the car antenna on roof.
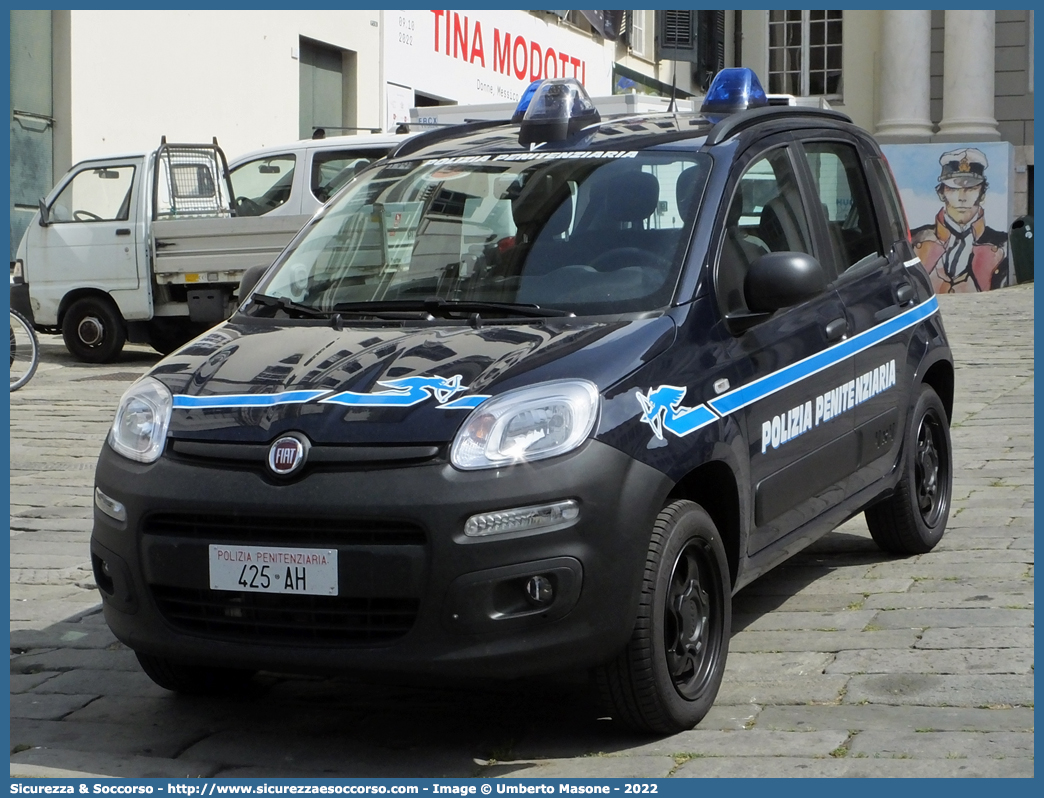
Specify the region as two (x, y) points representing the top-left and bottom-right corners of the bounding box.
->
(667, 67), (677, 114)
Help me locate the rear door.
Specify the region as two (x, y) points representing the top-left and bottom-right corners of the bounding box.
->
(796, 135), (926, 492)
(706, 138), (856, 556)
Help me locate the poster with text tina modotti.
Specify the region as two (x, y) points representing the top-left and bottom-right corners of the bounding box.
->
(882, 142), (1014, 294)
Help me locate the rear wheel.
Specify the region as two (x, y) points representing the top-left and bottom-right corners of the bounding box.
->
(865, 384), (952, 554)
(596, 500), (731, 734)
(147, 318), (199, 355)
(62, 296), (126, 363)
(135, 652), (255, 695)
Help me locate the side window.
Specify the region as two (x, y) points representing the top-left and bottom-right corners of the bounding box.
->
(716, 148), (811, 315)
(311, 150), (390, 203)
(229, 155), (296, 216)
(49, 166), (135, 224)
(803, 142), (883, 271)
(869, 157), (909, 247)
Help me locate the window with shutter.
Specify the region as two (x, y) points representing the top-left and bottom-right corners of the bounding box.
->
(663, 10), (694, 48)
(656, 9), (697, 62)
(631, 10), (647, 57)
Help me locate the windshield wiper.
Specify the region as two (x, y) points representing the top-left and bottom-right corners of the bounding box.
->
(249, 293), (432, 323)
(332, 298), (573, 319)
(250, 293), (329, 319)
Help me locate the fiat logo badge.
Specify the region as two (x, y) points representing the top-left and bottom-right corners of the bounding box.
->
(268, 436), (307, 476)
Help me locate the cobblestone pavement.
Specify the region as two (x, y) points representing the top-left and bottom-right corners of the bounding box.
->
(9, 287), (1034, 778)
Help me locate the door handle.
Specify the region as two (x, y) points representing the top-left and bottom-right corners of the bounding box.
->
(896, 282), (915, 306)
(115, 228), (131, 236)
(824, 318), (848, 342)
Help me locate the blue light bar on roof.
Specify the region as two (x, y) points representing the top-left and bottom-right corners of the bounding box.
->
(511, 80), (544, 124)
(513, 78), (601, 146)
(700, 68), (769, 116)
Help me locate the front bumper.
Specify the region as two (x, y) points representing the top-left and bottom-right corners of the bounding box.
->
(91, 438), (672, 678)
(10, 281), (34, 324)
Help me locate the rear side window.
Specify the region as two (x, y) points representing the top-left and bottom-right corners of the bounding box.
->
(803, 141), (883, 272)
(311, 149), (393, 203)
(869, 156), (910, 247)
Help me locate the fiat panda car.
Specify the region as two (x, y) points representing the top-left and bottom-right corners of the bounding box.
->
(91, 70), (953, 734)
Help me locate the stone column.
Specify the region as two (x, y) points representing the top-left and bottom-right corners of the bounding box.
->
(936, 10), (1001, 141)
(875, 10), (934, 142)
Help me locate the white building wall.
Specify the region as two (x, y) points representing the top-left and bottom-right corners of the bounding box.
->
(64, 10), (383, 164)
(382, 9), (615, 127)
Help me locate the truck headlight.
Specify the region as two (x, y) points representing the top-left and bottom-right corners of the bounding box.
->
(108, 377), (173, 463)
(450, 380), (599, 470)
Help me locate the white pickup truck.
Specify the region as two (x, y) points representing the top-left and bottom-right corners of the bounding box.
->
(12, 133), (410, 362)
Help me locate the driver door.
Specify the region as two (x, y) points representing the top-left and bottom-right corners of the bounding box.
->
(708, 142), (856, 555)
(31, 160), (143, 314)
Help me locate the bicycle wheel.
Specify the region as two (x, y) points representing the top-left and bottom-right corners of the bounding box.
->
(10, 309), (40, 391)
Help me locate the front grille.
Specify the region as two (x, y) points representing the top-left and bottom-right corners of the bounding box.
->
(151, 586), (418, 643)
(143, 512), (427, 546)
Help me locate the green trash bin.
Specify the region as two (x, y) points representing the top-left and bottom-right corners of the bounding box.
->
(1009, 215), (1033, 284)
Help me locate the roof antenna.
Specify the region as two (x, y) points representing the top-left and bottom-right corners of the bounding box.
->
(667, 65), (678, 113)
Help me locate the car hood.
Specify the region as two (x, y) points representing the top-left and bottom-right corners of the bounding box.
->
(153, 316), (676, 445)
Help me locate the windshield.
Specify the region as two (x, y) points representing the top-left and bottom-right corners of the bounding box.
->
(254, 150), (711, 316)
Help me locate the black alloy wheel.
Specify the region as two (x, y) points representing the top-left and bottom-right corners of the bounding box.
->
(596, 500), (731, 734)
(865, 384), (952, 554)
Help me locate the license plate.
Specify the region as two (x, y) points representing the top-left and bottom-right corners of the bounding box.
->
(209, 545), (338, 596)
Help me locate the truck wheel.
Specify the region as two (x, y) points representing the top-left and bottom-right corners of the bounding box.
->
(135, 652), (255, 695)
(62, 297), (126, 363)
(147, 319), (197, 355)
(865, 384), (952, 554)
(595, 500), (731, 734)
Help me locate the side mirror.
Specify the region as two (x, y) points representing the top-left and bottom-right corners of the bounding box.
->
(237, 264), (268, 304)
(745, 251), (827, 314)
(38, 198), (49, 226)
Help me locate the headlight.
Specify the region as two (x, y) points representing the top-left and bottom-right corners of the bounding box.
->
(450, 380), (599, 470)
(108, 377), (173, 463)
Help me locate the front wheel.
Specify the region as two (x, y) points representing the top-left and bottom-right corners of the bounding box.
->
(62, 296), (126, 363)
(135, 652), (255, 695)
(865, 384), (952, 554)
(596, 500), (731, 734)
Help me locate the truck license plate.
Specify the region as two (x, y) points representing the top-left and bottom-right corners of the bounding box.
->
(209, 545), (338, 596)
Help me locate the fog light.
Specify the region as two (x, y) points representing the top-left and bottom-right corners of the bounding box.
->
(525, 575), (554, 605)
(94, 487), (127, 523)
(464, 499), (579, 537)
(101, 560), (112, 578)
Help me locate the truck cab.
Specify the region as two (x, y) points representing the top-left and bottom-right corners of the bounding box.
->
(13, 134), (413, 363)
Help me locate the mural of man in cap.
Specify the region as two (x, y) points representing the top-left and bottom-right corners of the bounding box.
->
(911, 147), (1009, 293)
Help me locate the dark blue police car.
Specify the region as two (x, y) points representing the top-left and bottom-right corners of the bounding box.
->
(91, 69), (954, 733)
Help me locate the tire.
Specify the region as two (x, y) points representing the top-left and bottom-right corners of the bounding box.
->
(865, 384), (952, 555)
(147, 319), (198, 355)
(61, 296), (126, 363)
(595, 500), (731, 734)
(10, 309), (40, 391)
(135, 652), (255, 695)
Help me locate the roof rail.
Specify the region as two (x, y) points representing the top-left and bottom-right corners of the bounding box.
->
(706, 105), (852, 146)
(390, 118), (514, 159)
